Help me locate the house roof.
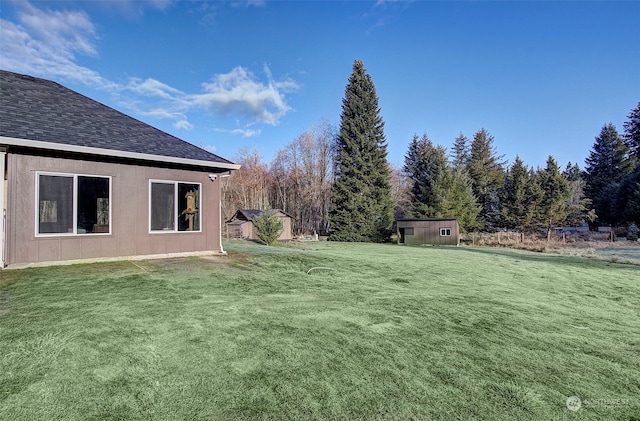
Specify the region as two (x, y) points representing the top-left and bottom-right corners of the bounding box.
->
(226, 209), (293, 223)
(0, 70), (239, 171)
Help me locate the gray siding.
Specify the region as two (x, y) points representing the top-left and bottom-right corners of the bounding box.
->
(6, 154), (224, 265)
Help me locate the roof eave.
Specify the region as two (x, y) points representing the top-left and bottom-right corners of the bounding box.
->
(0, 136), (241, 171)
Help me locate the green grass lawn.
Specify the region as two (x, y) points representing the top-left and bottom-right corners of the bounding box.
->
(1, 242), (638, 421)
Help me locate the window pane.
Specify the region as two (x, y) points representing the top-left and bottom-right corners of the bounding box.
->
(151, 183), (175, 231)
(39, 175), (73, 234)
(77, 176), (110, 234)
(178, 183), (200, 231)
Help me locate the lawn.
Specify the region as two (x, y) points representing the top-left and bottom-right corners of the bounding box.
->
(0, 242), (638, 421)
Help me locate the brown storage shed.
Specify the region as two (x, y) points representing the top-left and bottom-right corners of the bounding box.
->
(396, 218), (460, 246)
(226, 209), (293, 242)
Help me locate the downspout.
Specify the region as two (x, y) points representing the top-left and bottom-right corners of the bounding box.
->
(0, 147), (6, 268)
(216, 171), (231, 254)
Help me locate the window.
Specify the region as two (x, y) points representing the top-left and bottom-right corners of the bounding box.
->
(404, 227), (414, 235)
(149, 181), (201, 233)
(440, 227), (452, 237)
(37, 173), (111, 235)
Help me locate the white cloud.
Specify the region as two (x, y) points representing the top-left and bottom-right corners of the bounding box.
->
(127, 78), (185, 100)
(0, 2), (114, 89)
(0, 1), (298, 136)
(202, 144), (217, 153)
(231, 0), (266, 8)
(193, 66), (299, 126)
(213, 127), (261, 138)
(94, 0), (174, 17)
(174, 120), (194, 131)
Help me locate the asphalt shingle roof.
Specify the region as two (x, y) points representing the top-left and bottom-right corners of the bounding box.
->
(0, 70), (235, 166)
(227, 209), (293, 223)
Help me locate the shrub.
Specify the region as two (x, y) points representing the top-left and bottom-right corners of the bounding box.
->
(253, 210), (283, 246)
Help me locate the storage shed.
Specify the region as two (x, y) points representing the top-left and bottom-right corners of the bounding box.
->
(396, 218), (460, 246)
(226, 209), (293, 241)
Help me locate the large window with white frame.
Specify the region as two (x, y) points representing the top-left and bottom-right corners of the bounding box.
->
(149, 180), (201, 233)
(37, 173), (111, 235)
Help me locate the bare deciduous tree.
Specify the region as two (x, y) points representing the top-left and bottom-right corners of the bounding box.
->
(221, 147), (270, 224)
(269, 120), (335, 236)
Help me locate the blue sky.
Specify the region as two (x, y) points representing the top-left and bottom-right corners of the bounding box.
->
(1, 1), (639, 169)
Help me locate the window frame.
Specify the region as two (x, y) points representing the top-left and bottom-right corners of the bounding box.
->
(35, 171), (112, 237)
(440, 227), (452, 237)
(148, 179), (202, 234)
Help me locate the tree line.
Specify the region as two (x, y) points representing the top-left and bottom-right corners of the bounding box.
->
(222, 59), (640, 241)
(222, 121), (334, 236)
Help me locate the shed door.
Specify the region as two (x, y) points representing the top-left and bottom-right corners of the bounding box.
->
(398, 227), (413, 244)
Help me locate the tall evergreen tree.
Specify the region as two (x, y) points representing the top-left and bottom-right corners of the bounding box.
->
(466, 128), (506, 230)
(526, 168), (545, 230)
(623, 102), (640, 164)
(439, 167), (480, 232)
(403, 133), (447, 217)
(616, 165), (640, 224)
(618, 103), (640, 224)
(329, 59), (394, 242)
(584, 123), (632, 225)
(450, 133), (469, 170)
(539, 156), (571, 240)
(403, 133), (478, 229)
(562, 162), (596, 227)
(501, 156), (539, 231)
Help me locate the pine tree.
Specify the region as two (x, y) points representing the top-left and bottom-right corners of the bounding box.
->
(616, 165), (640, 224)
(539, 156), (571, 240)
(623, 102), (640, 164)
(619, 102), (640, 224)
(525, 169), (545, 230)
(584, 123), (631, 226)
(252, 210), (283, 246)
(329, 59), (394, 242)
(501, 156), (534, 231)
(439, 167), (480, 232)
(403, 133), (479, 229)
(403, 133), (447, 217)
(466, 129), (506, 230)
(450, 133), (469, 170)
(562, 162), (596, 227)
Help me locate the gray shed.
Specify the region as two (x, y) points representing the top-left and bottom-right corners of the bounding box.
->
(396, 218), (460, 246)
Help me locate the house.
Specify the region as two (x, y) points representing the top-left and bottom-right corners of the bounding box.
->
(226, 209), (293, 241)
(396, 218), (460, 246)
(0, 70), (240, 268)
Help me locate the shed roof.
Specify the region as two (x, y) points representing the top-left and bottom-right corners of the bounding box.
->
(227, 209), (293, 223)
(0, 70), (238, 171)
